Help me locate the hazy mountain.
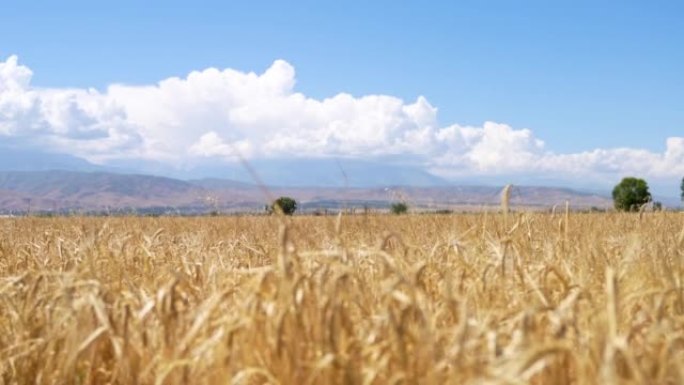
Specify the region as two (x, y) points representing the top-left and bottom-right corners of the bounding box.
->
(0, 171), (197, 197)
(0, 143), (681, 207)
(0, 147), (102, 172)
(189, 178), (257, 190)
(0, 147), (679, 204)
(215, 158), (450, 187)
(113, 157), (450, 187)
(0, 171), (207, 212)
(0, 170), (615, 214)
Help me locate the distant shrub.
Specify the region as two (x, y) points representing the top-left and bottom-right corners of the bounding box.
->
(271, 197), (297, 216)
(390, 202), (408, 215)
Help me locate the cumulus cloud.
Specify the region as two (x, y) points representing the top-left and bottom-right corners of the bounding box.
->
(106, 64), (440, 160)
(0, 55), (143, 161)
(188, 131), (253, 159)
(432, 122), (545, 172)
(0, 54), (682, 182)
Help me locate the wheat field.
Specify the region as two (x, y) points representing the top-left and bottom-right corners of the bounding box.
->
(1, 212), (683, 384)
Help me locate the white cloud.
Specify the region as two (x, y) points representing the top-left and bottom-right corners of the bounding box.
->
(0, 54), (683, 183)
(188, 131), (253, 159)
(0, 55), (143, 161)
(432, 122), (545, 172)
(103, 61), (445, 161)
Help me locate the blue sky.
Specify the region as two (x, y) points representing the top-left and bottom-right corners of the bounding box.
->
(1, 1), (683, 195)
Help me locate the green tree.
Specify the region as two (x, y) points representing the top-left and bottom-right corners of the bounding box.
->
(612, 177), (651, 212)
(680, 176), (684, 203)
(271, 196), (297, 215)
(390, 202), (408, 215)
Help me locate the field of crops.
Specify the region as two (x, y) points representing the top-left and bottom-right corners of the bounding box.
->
(1, 212), (683, 384)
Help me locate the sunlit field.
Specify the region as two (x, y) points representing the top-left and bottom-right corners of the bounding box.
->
(1, 212), (683, 384)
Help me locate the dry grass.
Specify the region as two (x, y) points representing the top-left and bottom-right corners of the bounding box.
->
(1, 212), (683, 384)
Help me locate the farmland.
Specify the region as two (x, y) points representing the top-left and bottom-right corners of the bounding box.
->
(1, 213), (683, 384)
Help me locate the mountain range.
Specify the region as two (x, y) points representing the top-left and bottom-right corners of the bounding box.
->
(1, 146), (680, 208)
(0, 170), (613, 214)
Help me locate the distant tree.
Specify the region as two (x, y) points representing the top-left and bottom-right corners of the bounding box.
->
(271, 196), (297, 215)
(680, 176), (684, 203)
(612, 177), (651, 212)
(653, 201), (663, 211)
(390, 202), (409, 215)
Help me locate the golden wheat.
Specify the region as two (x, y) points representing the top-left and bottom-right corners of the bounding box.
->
(0, 212), (683, 384)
